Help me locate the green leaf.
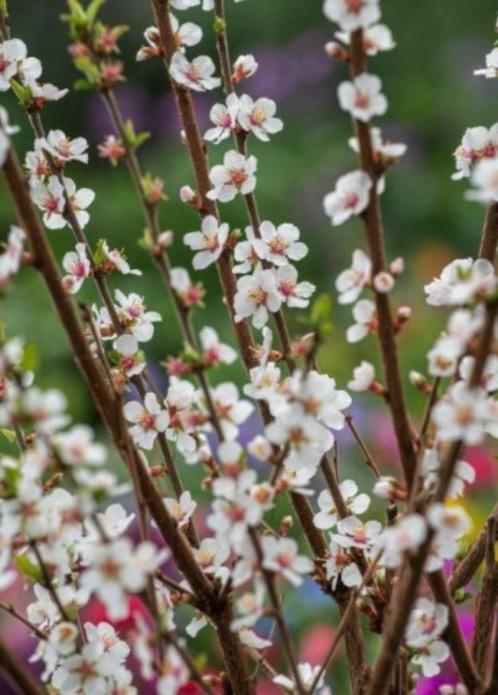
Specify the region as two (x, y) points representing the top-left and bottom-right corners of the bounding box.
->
(73, 77), (93, 91)
(0, 428), (17, 444)
(10, 79), (33, 107)
(86, 0), (106, 25)
(74, 55), (101, 85)
(0, 0), (8, 17)
(93, 239), (108, 265)
(15, 555), (43, 583)
(21, 342), (39, 373)
(310, 293), (333, 326)
(122, 119), (150, 150)
(214, 16), (226, 33)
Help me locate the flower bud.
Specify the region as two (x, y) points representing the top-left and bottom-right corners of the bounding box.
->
(180, 185), (196, 204)
(373, 271), (394, 293)
(389, 256), (405, 276)
(158, 230), (174, 248)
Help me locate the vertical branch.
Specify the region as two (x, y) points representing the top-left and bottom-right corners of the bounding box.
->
(471, 517), (498, 673)
(348, 30), (417, 490)
(0, 638), (45, 695)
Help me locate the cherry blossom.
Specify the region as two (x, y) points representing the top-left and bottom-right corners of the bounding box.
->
(211, 381), (254, 439)
(323, 170), (372, 225)
(53, 425), (106, 466)
(0, 38), (41, 90)
(266, 406), (334, 469)
(421, 448), (475, 498)
(204, 93), (240, 144)
(338, 73), (388, 122)
(323, 0), (381, 32)
(0, 106), (19, 167)
(123, 392), (169, 450)
(325, 540), (363, 590)
(452, 125), (498, 180)
(468, 157), (498, 203)
(348, 360), (375, 391)
(80, 538), (167, 619)
(208, 150), (258, 202)
(432, 382), (491, 445)
(170, 266), (205, 307)
(314, 480), (370, 529)
(234, 268), (282, 328)
(199, 326), (237, 365)
(114, 290), (162, 342)
(346, 298), (377, 342)
(61, 242), (91, 294)
(113, 334), (146, 378)
(337, 23), (395, 55)
(274, 662), (325, 692)
(425, 257), (497, 306)
(39, 129), (88, 165)
(380, 514), (427, 568)
(31, 176), (95, 230)
(233, 225), (265, 274)
(252, 221), (308, 266)
(169, 50), (220, 91)
(164, 490), (197, 529)
(232, 53), (258, 82)
(261, 535), (313, 586)
(276, 264), (316, 308)
(0, 225), (25, 286)
(170, 14), (203, 50)
(336, 248), (372, 303)
(474, 47), (498, 78)
(237, 94), (283, 141)
(184, 214), (229, 269)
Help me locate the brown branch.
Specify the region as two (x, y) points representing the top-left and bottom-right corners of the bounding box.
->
(450, 502), (498, 592)
(427, 570), (480, 691)
(479, 203), (498, 263)
(348, 29), (417, 491)
(0, 637), (45, 695)
(471, 517), (498, 673)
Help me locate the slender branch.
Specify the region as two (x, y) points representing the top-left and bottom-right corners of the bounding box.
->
(450, 502), (498, 592)
(427, 570), (480, 691)
(348, 29), (417, 490)
(471, 517), (498, 673)
(0, 637), (45, 695)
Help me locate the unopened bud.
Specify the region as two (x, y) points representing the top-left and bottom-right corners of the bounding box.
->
(180, 184), (196, 204)
(324, 41), (349, 62)
(389, 257), (404, 276)
(409, 370), (432, 396)
(373, 476), (407, 502)
(280, 516), (293, 535)
(373, 271), (394, 294)
(158, 230), (174, 248)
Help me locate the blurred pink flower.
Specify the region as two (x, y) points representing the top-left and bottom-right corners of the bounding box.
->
(299, 624), (337, 665)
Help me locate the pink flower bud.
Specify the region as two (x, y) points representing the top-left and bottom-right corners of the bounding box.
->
(158, 230), (174, 248)
(180, 185), (196, 204)
(389, 256), (405, 276)
(373, 271), (394, 293)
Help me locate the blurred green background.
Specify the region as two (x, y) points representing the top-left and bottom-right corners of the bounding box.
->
(2, 1), (498, 690)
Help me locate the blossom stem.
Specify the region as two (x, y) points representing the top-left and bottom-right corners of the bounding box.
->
(348, 29), (417, 491)
(449, 501), (498, 592)
(471, 517), (498, 672)
(0, 601), (47, 641)
(249, 529), (306, 695)
(427, 570), (480, 690)
(0, 637), (45, 695)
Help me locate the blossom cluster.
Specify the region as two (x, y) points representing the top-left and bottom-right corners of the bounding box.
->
(0, 0), (498, 693)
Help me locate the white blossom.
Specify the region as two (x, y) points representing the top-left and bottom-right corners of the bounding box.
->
(324, 170), (372, 225)
(208, 150), (257, 202)
(338, 73), (388, 122)
(323, 0), (381, 32)
(184, 214), (229, 269)
(123, 392), (169, 450)
(169, 51), (220, 91)
(234, 268), (282, 328)
(237, 94), (283, 141)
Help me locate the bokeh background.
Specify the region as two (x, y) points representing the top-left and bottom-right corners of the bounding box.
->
(1, 1), (498, 692)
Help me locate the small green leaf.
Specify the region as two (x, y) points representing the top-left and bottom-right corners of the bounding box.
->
(93, 239), (108, 265)
(214, 16), (226, 33)
(74, 56), (101, 85)
(15, 555), (43, 583)
(86, 0), (106, 25)
(10, 79), (33, 107)
(0, 0), (8, 17)
(0, 428), (17, 444)
(73, 77), (93, 91)
(21, 342), (39, 373)
(310, 293), (333, 327)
